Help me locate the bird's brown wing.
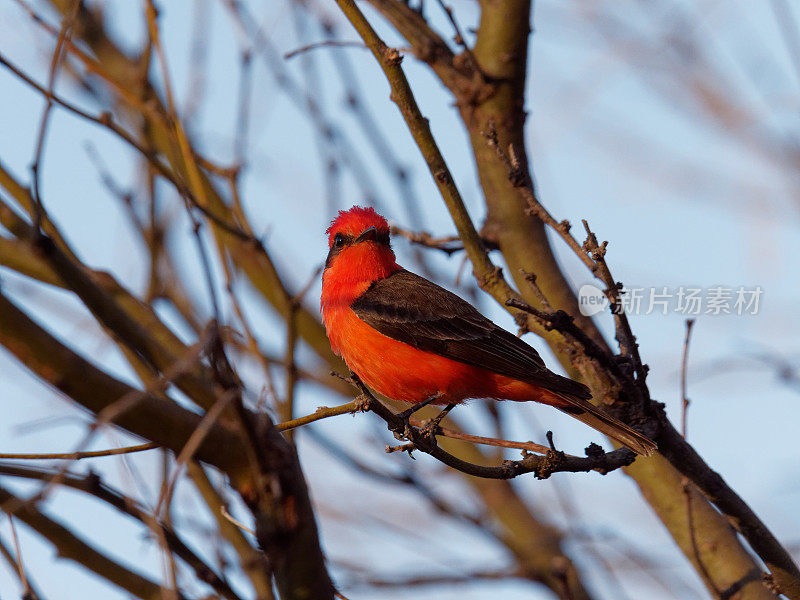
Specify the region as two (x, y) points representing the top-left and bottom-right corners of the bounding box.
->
(351, 270), (590, 399)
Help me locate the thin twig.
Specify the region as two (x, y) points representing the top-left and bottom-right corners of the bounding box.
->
(10, 334), (211, 511)
(155, 390), (239, 519)
(0, 532), (42, 600)
(681, 319), (696, 438)
(233, 45), (253, 172)
(274, 396), (557, 455)
(281, 265), (324, 443)
(7, 516), (31, 597)
(0, 50), (256, 244)
(222, 0), (389, 207)
(483, 124), (650, 394)
(145, 0), (221, 322)
(390, 225), (467, 255)
(220, 506), (255, 536)
(187, 462), (272, 598)
(28, 0), (80, 233)
(311, 2), (435, 277)
(221, 256), (281, 407)
(434, 0), (483, 76)
(0, 484), (173, 600)
(183, 0), (211, 123)
(275, 399), (367, 432)
(332, 0), (507, 293)
(409, 418), (553, 455)
(345, 568), (519, 589)
(519, 269), (554, 311)
(284, 40), (365, 59)
(0, 442), (159, 460)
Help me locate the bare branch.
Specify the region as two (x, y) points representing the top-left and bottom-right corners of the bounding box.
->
(0, 443), (159, 461)
(0, 464), (245, 600)
(0, 485), (172, 600)
(284, 40), (366, 59)
(338, 372), (637, 480)
(28, 0), (80, 233)
(0, 529), (44, 600)
(681, 319), (696, 438)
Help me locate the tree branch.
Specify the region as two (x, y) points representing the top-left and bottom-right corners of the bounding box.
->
(0, 464), (244, 600)
(0, 443), (159, 461)
(0, 484), (171, 600)
(340, 373), (636, 480)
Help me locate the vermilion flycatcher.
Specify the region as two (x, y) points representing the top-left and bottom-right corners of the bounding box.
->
(321, 206), (656, 456)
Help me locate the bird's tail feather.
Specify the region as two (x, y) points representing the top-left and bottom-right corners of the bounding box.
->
(552, 392), (657, 457)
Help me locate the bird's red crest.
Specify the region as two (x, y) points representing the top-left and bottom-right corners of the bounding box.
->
(326, 206), (389, 248)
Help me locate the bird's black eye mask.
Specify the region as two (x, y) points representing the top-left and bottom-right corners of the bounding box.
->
(325, 228), (391, 268)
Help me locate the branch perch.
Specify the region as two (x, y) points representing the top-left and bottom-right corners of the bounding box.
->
(338, 372), (637, 480)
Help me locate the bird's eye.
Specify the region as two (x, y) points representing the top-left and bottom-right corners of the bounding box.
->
(333, 233), (346, 248)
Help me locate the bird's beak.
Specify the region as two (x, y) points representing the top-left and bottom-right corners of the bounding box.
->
(355, 226), (378, 244)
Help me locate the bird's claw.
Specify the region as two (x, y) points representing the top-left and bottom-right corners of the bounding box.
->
(392, 393), (447, 445)
(420, 403), (456, 439)
(352, 394), (371, 413)
(396, 391), (444, 424)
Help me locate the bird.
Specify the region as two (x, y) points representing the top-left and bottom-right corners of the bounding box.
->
(320, 206), (656, 456)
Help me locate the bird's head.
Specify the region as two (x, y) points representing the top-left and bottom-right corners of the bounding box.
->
(324, 206), (394, 269)
(322, 207), (399, 300)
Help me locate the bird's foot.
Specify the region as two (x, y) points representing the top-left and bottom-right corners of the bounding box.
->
(396, 392), (443, 423)
(352, 394), (371, 413)
(420, 403), (456, 439)
(395, 392), (443, 440)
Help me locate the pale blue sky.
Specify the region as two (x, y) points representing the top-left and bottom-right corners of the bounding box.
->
(1, 1), (798, 599)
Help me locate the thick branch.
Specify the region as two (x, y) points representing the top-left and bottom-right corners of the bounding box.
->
(0, 288), (246, 479)
(658, 419), (800, 599)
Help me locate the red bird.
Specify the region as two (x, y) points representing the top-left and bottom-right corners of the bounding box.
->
(321, 206), (656, 456)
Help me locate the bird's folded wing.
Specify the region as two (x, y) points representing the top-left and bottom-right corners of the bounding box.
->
(351, 270), (590, 399)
